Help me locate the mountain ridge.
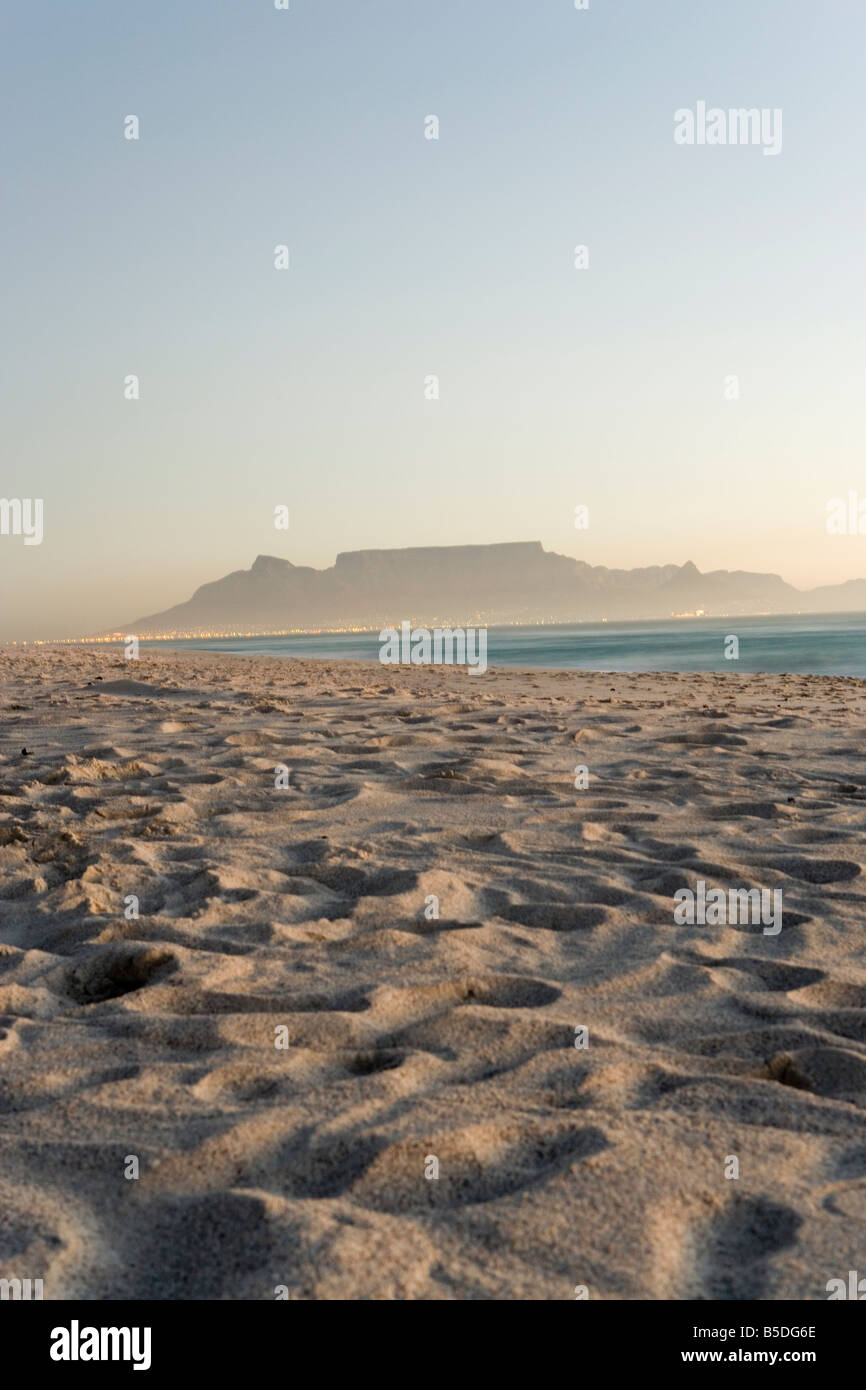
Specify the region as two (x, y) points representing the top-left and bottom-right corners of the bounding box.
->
(124, 543), (866, 634)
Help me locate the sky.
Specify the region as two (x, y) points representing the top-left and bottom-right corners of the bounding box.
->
(2, 0), (865, 640)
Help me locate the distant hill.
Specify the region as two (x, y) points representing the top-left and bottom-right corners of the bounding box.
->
(125, 542), (866, 634)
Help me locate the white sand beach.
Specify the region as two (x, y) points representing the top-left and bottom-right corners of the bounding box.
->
(1, 647), (865, 1299)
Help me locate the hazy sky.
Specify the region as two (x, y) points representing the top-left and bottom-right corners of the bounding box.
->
(2, 0), (865, 640)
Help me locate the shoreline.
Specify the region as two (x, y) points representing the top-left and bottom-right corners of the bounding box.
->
(4, 642), (866, 686)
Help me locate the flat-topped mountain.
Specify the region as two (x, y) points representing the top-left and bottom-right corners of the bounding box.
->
(125, 543), (866, 634)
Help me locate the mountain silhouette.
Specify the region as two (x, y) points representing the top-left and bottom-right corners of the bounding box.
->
(126, 542), (866, 634)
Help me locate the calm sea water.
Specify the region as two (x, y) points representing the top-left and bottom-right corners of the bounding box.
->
(144, 612), (866, 677)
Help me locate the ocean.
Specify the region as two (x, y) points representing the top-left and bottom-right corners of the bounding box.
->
(142, 611), (866, 677)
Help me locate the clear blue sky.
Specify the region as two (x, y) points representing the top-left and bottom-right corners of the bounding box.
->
(2, 0), (865, 639)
